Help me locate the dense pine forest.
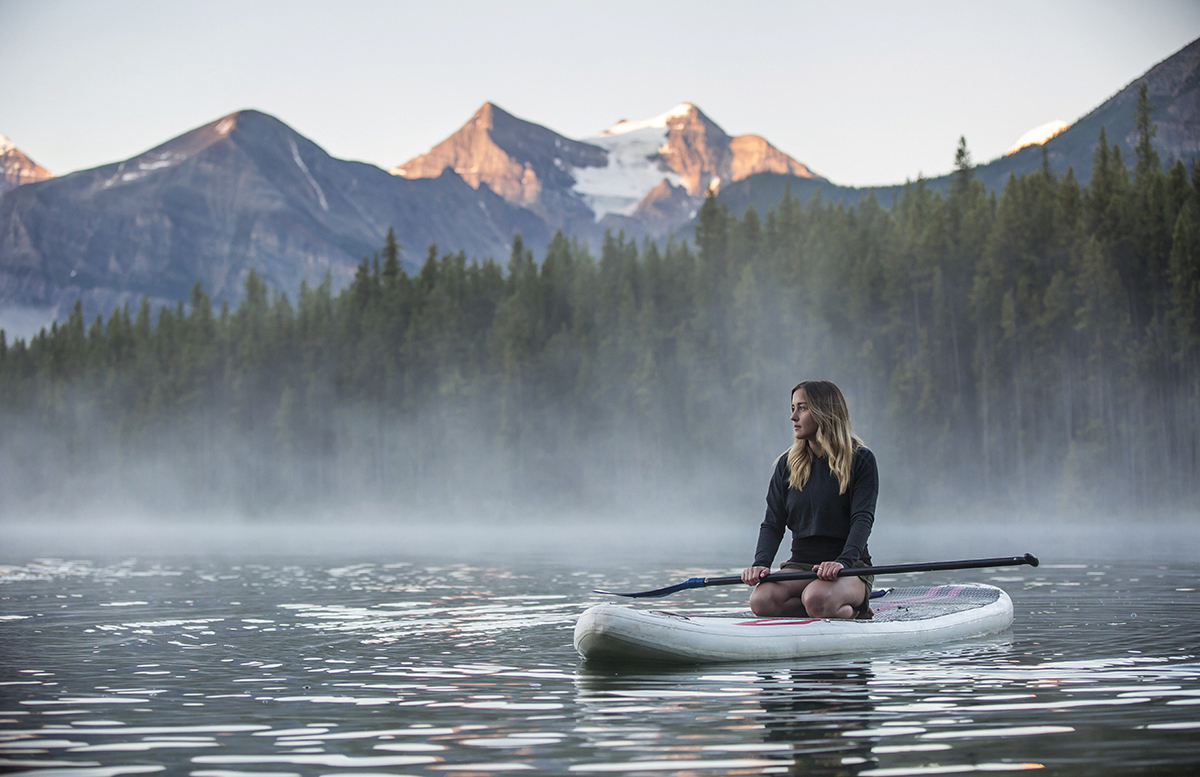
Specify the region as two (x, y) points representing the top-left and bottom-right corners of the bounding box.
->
(2, 88), (1197, 518)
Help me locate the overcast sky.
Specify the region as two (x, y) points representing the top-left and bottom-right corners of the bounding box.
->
(3, 0), (1199, 187)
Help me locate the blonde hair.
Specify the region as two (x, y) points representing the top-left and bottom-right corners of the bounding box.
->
(785, 379), (864, 494)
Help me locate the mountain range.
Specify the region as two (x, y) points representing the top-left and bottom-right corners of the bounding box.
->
(2, 37), (1198, 336)
(0, 112), (549, 332)
(391, 101), (820, 240)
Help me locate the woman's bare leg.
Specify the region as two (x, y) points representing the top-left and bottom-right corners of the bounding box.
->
(801, 577), (868, 619)
(749, 579), (813, 617)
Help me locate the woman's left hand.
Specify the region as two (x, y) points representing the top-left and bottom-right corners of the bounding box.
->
(812, 561), (844, 581)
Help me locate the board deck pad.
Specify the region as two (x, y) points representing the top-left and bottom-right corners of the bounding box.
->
(869, 584), (1003, 620)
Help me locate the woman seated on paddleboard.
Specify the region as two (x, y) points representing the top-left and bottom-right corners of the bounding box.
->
(742, 379), (877, 620)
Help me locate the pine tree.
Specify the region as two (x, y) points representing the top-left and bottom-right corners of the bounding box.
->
(381, 226), (402, 287)
(1128, 82), (1169, 327)
(1168, 201), (1200, 363)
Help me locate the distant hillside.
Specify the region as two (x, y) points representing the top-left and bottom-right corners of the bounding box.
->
(976, 37), (1200, 189)
(713, 37), (1200, 222)
(0, 111), (547, 327)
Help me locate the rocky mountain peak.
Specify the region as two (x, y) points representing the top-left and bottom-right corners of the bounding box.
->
(391, 102), (604, 228)
(79, 109), (322, 197)
(652, 103), (737, 196)
(632, 178), (698, 238)
(588, 102), (820, 203)
(0, 134), (54, 196)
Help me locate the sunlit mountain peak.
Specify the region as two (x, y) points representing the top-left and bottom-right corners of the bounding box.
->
(1005, 120), (1070, 156)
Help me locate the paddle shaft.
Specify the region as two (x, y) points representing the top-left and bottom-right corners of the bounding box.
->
(709, 553), (1039, 587)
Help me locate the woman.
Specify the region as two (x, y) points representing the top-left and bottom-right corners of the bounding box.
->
(741, 379), (878, 619)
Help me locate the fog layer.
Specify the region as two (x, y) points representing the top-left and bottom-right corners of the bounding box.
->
(1, 121), (1197, 528)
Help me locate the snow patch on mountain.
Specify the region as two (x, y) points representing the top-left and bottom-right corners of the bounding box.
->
(572, 107), (708, 220)
(571, 124), (681, 220)
(598, 103), (695, 137)
(1005, 120), (1070, 156)
(289, 138), (329, 211)
(0, 134), (15, 154)
(104, 150), (187, 188)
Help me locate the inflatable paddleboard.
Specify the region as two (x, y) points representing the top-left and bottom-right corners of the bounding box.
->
(575, 583), (1013, 664)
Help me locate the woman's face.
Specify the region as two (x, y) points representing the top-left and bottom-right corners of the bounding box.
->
(791, 388), (817, 443)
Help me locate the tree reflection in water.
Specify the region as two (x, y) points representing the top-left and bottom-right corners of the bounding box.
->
(571, 662), (880, 776)
(754, 665), (878, 776)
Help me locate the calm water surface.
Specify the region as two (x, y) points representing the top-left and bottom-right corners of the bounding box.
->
(1, 522), (1198, 776)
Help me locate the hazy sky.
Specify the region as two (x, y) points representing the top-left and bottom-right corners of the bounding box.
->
(3, 0), (1199, 187)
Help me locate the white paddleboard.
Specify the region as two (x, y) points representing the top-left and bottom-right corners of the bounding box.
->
(575, 583), (1014, 664)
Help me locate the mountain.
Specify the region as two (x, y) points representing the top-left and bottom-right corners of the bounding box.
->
(0, 110), (547, 327)
(979, 36), (1200, 190)
(0, 134), (53, 196)
(391, 102), (605, 236)
(393, 101), (821, 238)
(712, 37), (1200, 223)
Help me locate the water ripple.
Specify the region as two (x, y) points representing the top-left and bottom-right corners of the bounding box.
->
(1, 557), (1198, 775)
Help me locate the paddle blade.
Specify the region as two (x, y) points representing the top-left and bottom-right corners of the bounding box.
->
(592, 577), (708, 598)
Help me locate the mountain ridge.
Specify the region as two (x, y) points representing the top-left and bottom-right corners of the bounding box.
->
(714, 37), (1200, 225)
(393, 100), (820, 238)
(0, 109), (547, 330)
(2, 37), (1198, 336)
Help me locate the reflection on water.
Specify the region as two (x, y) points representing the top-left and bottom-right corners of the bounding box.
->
(757, 667), (879, 774)
(0, 556), (1198, 775)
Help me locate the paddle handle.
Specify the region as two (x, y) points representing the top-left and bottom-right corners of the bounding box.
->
(706, 553), (1040, 587)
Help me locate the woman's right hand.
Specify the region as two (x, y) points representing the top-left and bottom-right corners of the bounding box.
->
(742, 566), (771, 585)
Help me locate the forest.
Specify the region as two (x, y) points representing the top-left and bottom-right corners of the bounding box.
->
(1, 86), (1197, 518)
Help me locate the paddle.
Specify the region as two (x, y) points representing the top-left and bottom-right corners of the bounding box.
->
(593, 553), (1039, 598)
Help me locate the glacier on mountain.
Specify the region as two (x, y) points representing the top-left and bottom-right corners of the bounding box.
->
(571, 122), (683, 220)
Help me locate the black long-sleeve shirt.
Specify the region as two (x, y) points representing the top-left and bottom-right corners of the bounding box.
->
(753, 446), (878, 569)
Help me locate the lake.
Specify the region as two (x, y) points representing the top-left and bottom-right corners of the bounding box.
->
(1, 516), (1198, 776)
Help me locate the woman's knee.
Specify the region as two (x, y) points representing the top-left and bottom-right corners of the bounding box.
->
(749, 585), (777, 617)
(801, 584), (840, 618)
(750, 583), (794, 616)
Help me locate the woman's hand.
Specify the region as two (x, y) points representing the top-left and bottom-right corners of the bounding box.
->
(812, 561), (844, 581)
(742, 566), (771, 585)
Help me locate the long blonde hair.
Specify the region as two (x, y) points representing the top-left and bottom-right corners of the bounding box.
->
(785, 380), (864, 494)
